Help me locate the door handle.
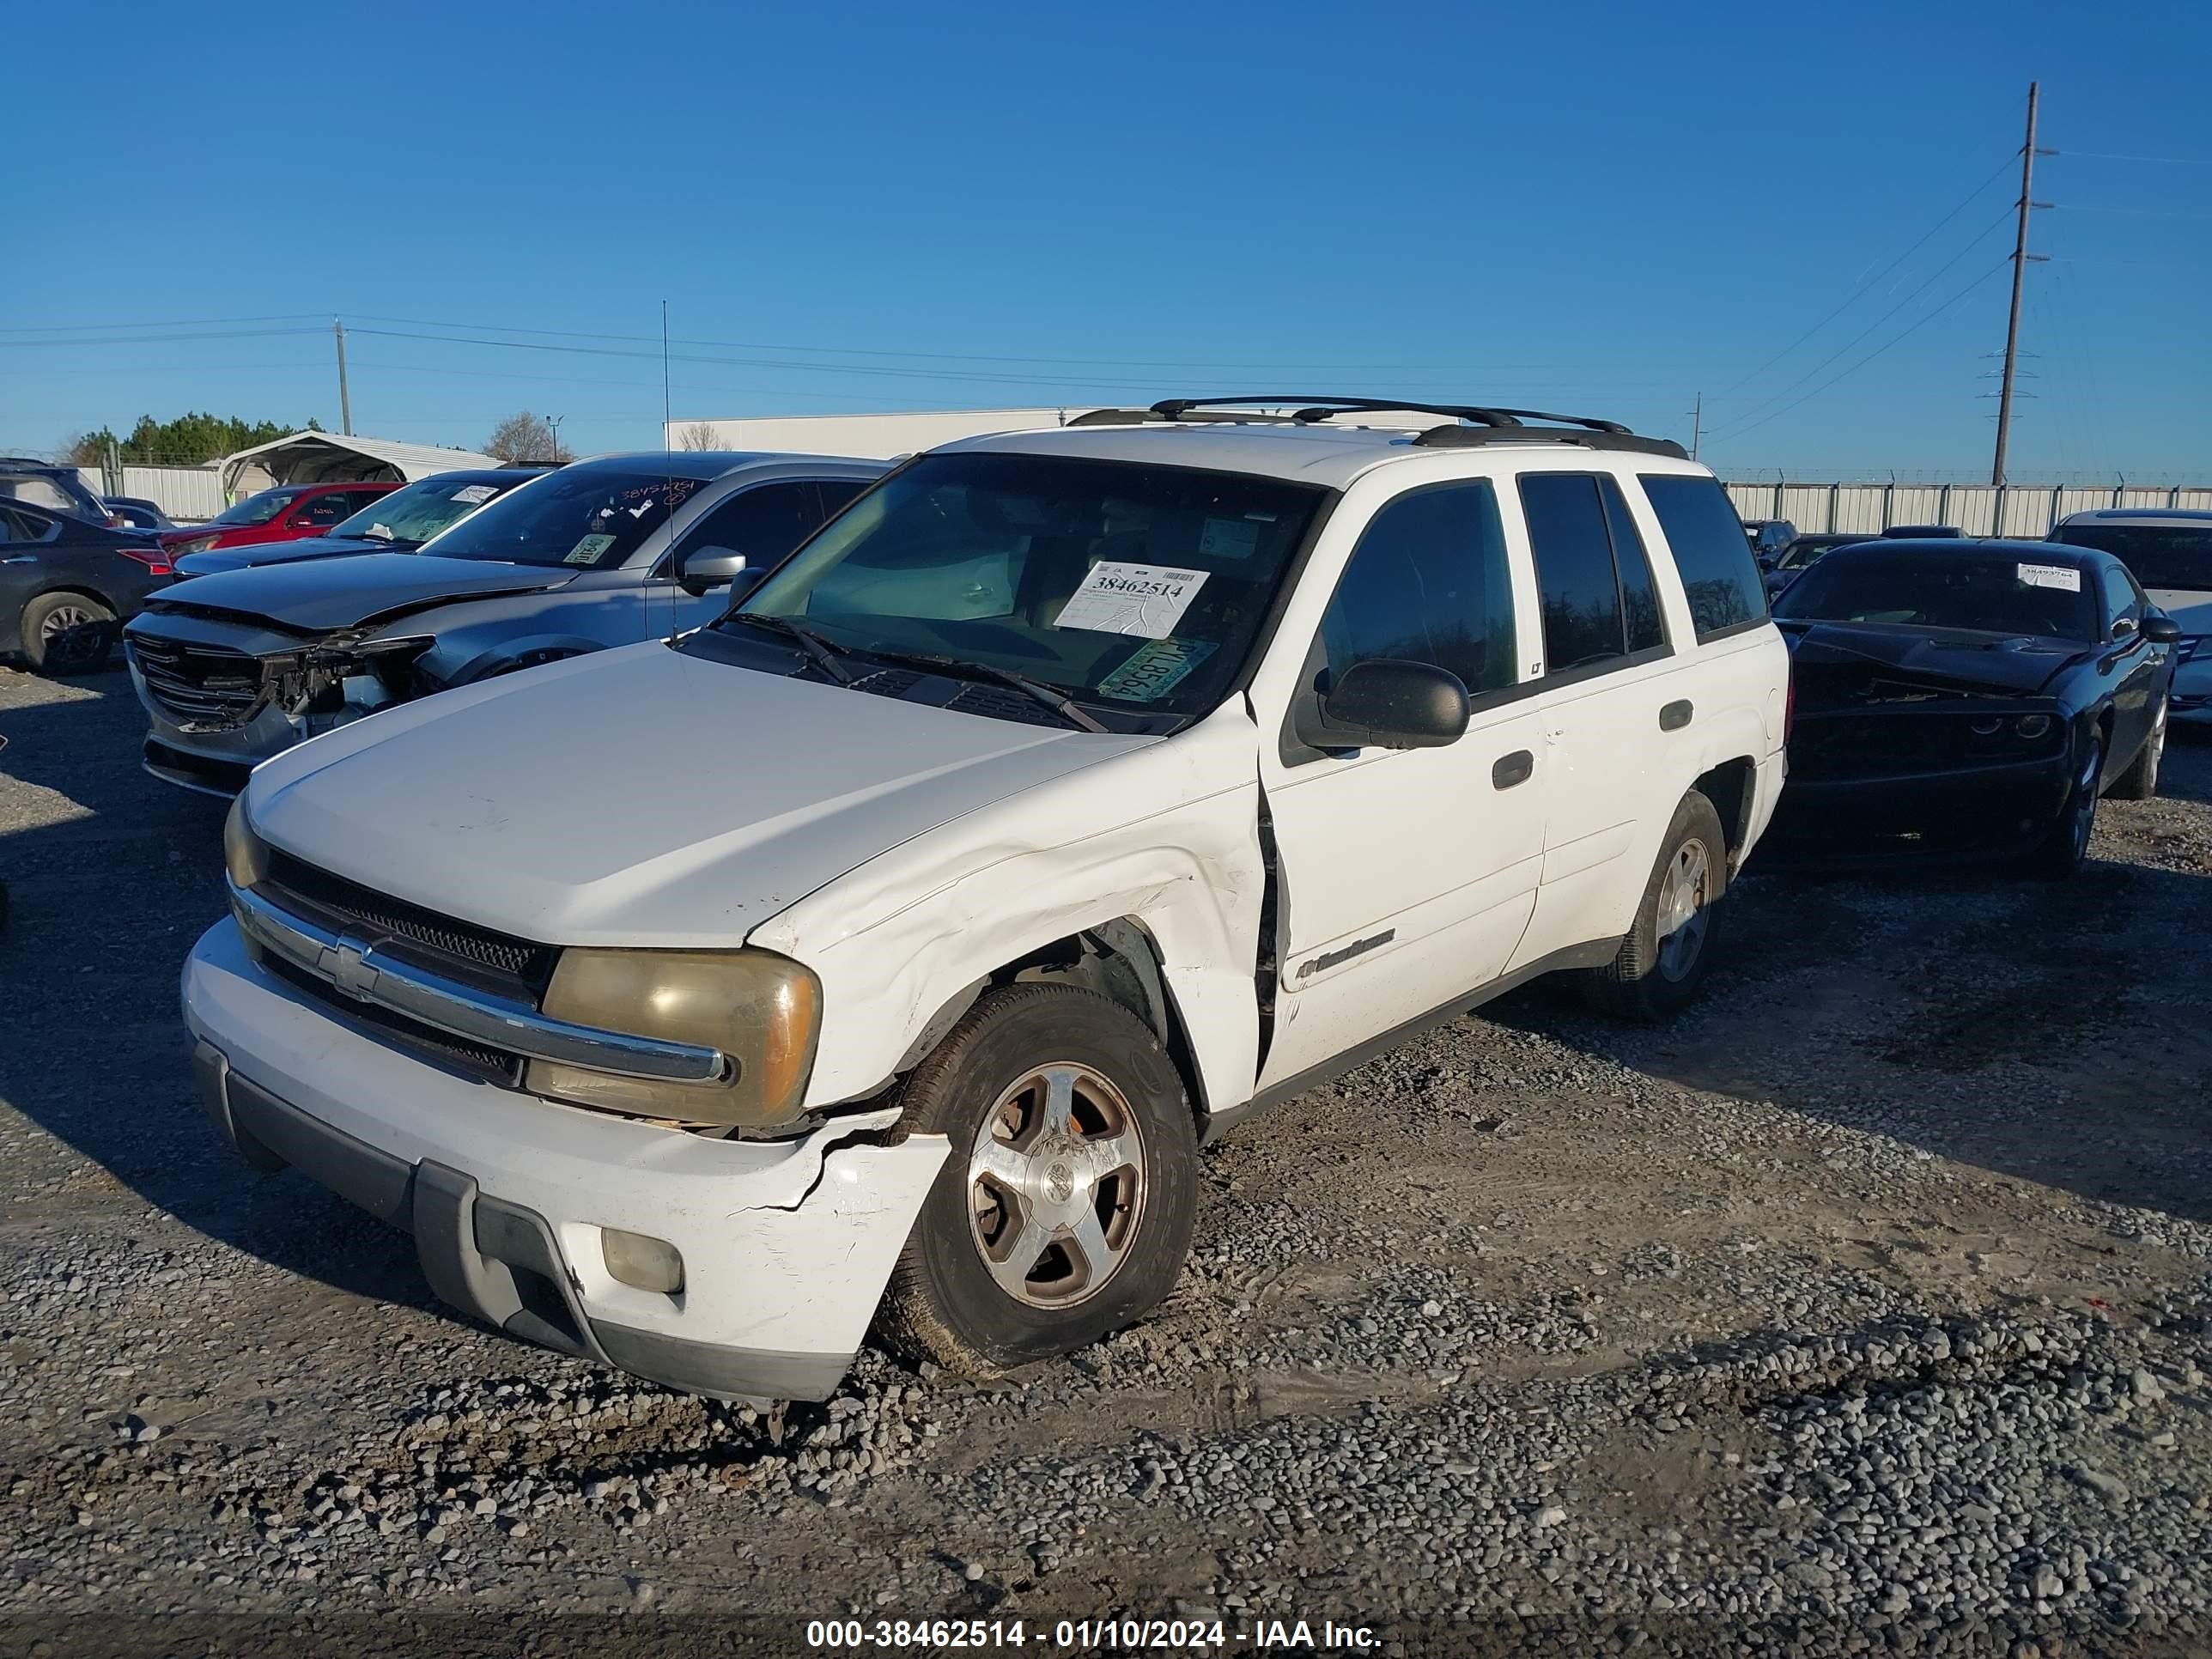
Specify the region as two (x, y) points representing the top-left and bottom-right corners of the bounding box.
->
(1492, 750), (1534, 789)
(1659, 700), (1694, 732)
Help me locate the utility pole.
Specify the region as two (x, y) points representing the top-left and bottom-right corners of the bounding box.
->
(545, 414), (564, 460)
(1687, 391), (1704, 460)
(1991, 82), (2051, 486)
(333, 319), (354, 436)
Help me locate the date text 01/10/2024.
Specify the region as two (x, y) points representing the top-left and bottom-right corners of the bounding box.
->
(802, 1617), (1380, 1649)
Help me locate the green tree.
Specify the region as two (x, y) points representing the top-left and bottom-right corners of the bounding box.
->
(66, 412), (324, 467)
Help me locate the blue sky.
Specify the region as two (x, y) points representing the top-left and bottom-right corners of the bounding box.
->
(7, 0), (2208, 480)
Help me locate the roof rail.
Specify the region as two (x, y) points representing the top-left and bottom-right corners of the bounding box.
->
(1064, 397), (1686, 459)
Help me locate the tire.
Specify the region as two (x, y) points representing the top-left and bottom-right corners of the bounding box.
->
(877, 983), (1199, 1377)
(2029, 729), (2104, 879)
(2106, 700), (2165, 801)
(1582, 791), (1729, 1023)
(21, 592), (117, 675)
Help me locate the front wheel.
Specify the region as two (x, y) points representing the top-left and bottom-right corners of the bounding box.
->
(2029, 730), (2104, 878)
(877, 984), (1198, 1377)
(21, 592), (117, 675)
(1583, 791), (1729, 1023)
(2106, 701), (2165, 801)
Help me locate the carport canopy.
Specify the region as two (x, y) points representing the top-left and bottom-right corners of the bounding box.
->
(219, 433), (504, 501)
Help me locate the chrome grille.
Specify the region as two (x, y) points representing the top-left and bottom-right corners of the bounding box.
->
(129, 635), (267, 728)
(261, 850), (557, 998)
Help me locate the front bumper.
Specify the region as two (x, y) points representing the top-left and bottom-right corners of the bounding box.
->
(128, 654), (300, 794)
(1765, 751), (2073, 865)
(184, 917), (949, 1400)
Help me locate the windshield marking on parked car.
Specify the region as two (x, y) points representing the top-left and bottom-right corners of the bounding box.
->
(1053, 562), (1210, 638)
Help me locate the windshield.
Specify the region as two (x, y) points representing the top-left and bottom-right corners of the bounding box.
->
(330, 476), (519, 546)
(2050, 523), (2212, 592)
(1774, 548), (2098, 640)
(1778, 538), (1841, 570)
(423, 468), (708, 568)
(211, 489), (296, 527)
(734, 452), (1328, 717)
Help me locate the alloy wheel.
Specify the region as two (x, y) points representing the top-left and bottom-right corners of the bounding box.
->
(967, 1063), (1146, 1309)
(1655, 838), (1711, 982)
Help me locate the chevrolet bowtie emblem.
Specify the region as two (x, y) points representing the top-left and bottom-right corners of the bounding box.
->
(320, 938), (380, 1000)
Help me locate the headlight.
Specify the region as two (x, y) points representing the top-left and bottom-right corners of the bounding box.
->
(2014, 714), (2052, 739)
(222, 794), (268, 889)
(526, 948), (822, 1130)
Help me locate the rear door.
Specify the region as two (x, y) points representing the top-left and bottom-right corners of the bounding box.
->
(1509, 470), (1693, 965)
(1257, 477), (1547, 1091)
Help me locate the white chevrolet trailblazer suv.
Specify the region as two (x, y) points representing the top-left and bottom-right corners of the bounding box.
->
(185, 398), (1792, 1401)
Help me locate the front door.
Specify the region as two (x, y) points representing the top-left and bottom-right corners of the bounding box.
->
(1258, 479), (1547, 1092)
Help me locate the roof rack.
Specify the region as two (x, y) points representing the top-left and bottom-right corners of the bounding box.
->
(1065, 397), (1686, 459)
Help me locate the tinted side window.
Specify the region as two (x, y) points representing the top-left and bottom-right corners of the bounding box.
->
(1601, 477), (1665, 653)
(816, 479), (870, 517)
(677, 482), (831, 566)
(1640, 474), (1770, 641)
(1519, 474), (1626, 672)
(296, 492), (357, 526)
(1317, 482), (1516, 696)
(2100, 564), (2143, 633)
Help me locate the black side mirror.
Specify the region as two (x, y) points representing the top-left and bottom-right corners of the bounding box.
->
(1302, 659), (1470, 751)
(673, 544), (747, 598)
(2142, 614), (2183, 645)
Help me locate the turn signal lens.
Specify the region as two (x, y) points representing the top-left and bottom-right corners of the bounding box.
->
(222, 794), (269, 889)
(527, 948), (822, 1129)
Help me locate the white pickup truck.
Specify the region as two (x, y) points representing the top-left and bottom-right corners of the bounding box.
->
(185, 398), (1790, 1401)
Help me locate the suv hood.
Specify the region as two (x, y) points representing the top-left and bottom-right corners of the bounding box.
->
(147, 553), (578, 634)
(2148, 588), (2212, 635)
(246, 641), (1156, 947)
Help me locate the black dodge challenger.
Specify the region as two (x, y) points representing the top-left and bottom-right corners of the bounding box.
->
(1766, 538), (2179, 875)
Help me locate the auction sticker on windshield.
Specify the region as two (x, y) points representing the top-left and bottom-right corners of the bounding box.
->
(566, 533), (617, 565)
(1097, 636), (1218, 702)
(452, 484), (497, 506)
(2017, 562), (2081, 592)
(1054, 562), (1209, 639)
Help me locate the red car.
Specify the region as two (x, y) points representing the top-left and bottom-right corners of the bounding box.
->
(158, 482), (399, 558)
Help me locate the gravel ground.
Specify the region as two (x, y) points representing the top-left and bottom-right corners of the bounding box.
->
(3, 666), (2209, 1657)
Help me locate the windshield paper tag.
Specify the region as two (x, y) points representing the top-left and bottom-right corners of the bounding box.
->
(565, 533), (617, 565)
(1054, 562), (1210, 638)
(1197, 518), (1261, 559)
(451, 484), (496, 505)
(2017, 562), (2081, 592)
(1097, 637), (1218, 702)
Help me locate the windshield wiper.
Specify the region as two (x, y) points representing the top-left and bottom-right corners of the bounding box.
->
(846, 645), (1109, 733)
(723, 611), (856, 685)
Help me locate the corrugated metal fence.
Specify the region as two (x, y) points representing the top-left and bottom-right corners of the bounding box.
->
(1723, 480), (2212, 538)
(75, 465), (227, 523)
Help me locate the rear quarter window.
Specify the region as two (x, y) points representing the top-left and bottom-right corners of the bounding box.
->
(1638, 474), (1771, 643)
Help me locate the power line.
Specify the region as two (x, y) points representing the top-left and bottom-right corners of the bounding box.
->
(1707, 258), (2013, 447)
(0, 327), (325, 350)
(2050, 149), (2212, 167)
(0, 313), (325, 335)
(1716, 153), (2015, 398)
(1707, 204), (2015, 437)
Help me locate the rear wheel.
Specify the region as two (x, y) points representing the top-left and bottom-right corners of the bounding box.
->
(21, 592), (116, 675)
(878, 984), (1198, 1377)
(1583, 792), (1729, 1023)
(2106, 700), (2165, 800)
(2030, 730), (2104, 878)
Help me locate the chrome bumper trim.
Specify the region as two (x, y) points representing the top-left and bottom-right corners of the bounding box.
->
(228, 881), (727, 1085)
